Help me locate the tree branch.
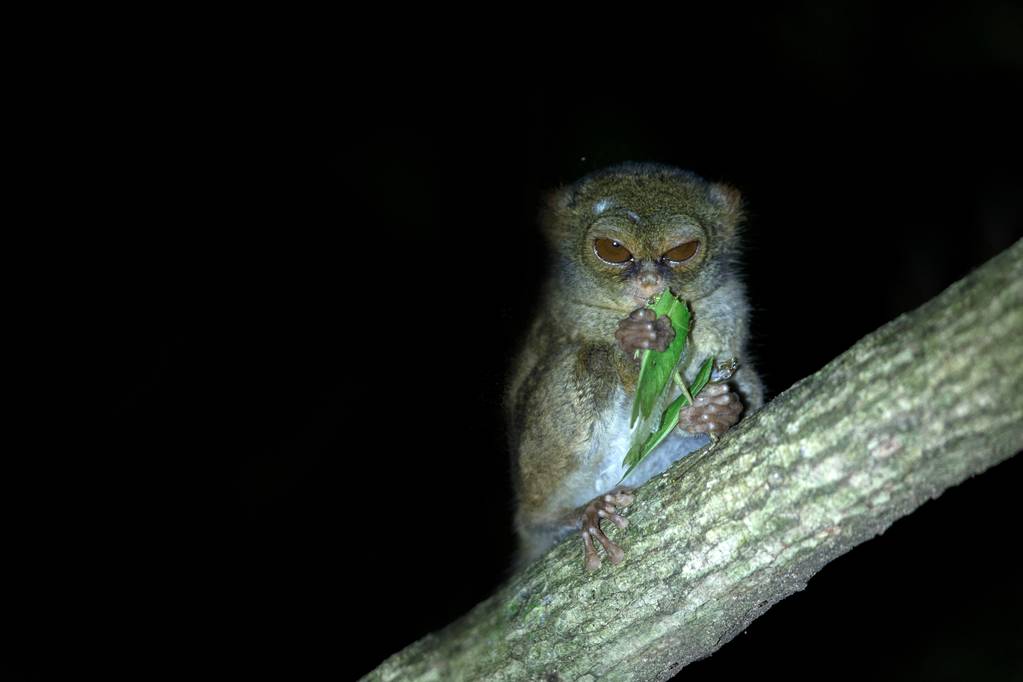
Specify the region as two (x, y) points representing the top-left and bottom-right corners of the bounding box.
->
(364, 240), (1023, 682)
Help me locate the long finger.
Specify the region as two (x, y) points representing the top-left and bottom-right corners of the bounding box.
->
(617, 325), (650, 337)
(582, 529), (601, 571)
(598, 507), (629, 529)
(588, 524), (625, 564)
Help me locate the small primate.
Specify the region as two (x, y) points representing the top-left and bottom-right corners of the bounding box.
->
(506, 162), (764, 570)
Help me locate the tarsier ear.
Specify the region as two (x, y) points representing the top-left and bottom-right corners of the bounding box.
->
(708, 182), (742, 216)
(540, 185), (578, 240)
(708, 182), (745, 242)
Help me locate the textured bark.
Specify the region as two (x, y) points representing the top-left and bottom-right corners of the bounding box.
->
(364, 240), (1023, 682)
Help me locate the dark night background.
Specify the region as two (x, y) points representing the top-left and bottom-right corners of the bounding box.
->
(11, 3), (1022, 680)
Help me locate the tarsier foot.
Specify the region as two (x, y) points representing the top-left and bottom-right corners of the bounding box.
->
(615, 308), (675, 357)
(677, 382), (743, 436)
(581, 487), (635, 571)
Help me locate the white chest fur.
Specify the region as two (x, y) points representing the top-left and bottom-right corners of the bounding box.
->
(582, 386), (710, 502)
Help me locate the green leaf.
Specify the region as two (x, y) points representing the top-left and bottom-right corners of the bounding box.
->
(629, 291), (691, 428)
(620, 392), (691, 483)
(620, 355), (718, 484)
(622, 441), (644, 470)
(690, 356), (715, 396)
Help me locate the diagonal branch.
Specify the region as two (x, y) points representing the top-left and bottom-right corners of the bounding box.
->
(364, 240), (1023, 682)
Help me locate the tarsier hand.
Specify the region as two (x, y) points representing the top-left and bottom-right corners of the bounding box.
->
(615, 308), (675, 357)
(677, 382), (743, 436)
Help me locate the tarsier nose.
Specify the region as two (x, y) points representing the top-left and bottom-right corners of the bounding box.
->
(639, 270), (661, 291)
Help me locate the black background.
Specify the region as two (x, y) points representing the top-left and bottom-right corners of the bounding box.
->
(20, 4), (1023, 680)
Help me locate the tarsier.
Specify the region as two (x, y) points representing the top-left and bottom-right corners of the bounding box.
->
(506, 162), (764, 570)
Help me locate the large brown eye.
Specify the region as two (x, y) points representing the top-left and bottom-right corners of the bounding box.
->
(662, 240), (700, 264)
(594, 238), (633, 264)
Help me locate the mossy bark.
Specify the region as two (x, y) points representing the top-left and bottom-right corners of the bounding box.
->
(364, 240), (1023, 682)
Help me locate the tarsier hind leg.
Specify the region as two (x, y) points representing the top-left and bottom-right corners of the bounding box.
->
(578, 386), (741, 571)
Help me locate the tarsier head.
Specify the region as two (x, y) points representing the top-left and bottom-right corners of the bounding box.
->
(541, 162), (745, 312)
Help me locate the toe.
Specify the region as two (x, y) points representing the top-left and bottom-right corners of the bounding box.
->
(582, 530), (602, 572)
(589, 524), (625, 564)
(606, 542), (625, 564)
